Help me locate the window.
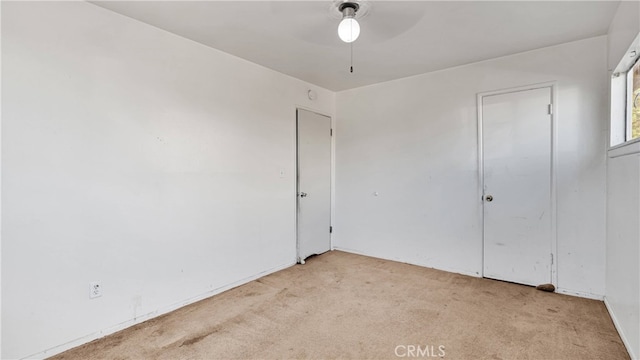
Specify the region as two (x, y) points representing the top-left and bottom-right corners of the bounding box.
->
(627, 58), (640, 141)
(610, 33), (640, 147)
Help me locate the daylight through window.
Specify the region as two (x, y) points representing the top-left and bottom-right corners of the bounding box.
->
(626, 58), (640, 141)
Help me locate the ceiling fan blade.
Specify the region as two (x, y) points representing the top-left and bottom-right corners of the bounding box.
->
(360, 2), (427, 43)
(268, 1), (342, 46)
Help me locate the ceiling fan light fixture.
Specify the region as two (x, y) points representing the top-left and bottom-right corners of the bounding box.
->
(337, 2), (360, 43)
(338, 18), (360, 43)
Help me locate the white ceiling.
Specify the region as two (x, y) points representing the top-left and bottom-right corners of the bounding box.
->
(92, 1), (620, 91)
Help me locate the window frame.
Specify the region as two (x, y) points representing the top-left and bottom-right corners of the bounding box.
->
(625, 57), (640, 142)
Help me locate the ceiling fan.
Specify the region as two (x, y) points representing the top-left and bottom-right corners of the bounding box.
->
(268, 1), (426, 73)
(268, 1), (426, 46)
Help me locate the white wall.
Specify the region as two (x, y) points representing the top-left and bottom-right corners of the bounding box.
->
(607, 0), (640, 72)
(606, 147), (640, 360)
(1, 2), (334, 359)
(605, 2), (640, 358)
(335, 37), (608, 298)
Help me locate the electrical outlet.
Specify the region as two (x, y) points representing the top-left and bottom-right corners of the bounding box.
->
(89, 281), (102, 299)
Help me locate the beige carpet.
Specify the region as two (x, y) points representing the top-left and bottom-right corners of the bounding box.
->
(52, 251), (629, 360)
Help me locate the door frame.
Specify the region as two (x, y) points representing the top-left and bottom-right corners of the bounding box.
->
(476, 82), (558, 287)
(295, 106), (335, 263)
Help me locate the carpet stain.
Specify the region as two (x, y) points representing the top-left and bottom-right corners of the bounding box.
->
(179, 330), (216, 347)
(104, 334), (125, 348)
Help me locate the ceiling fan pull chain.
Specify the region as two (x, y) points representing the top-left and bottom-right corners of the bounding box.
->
(350, 41), (354, 73)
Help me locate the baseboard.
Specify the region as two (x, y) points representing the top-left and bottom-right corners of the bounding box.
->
(604, 297), (637, 360)
(332, 247), (481, 278)
(333, 248), (607, 301)
(26, 261), (296, 360)
(555, 287), (604, 300)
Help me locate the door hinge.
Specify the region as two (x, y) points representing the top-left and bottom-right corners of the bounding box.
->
(330, 226), (333, 233)
(330, 128), (333, 136)
(547, 104), (553, 115)
(550, 253), (554, 265)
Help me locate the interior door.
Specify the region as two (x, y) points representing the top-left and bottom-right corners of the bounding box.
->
(297, 109), (331, 262)
(482, 87), (552, 287)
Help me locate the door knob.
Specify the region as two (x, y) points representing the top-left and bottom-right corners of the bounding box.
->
(485, 195), (493, 202)
(300, 192), (308, 198)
